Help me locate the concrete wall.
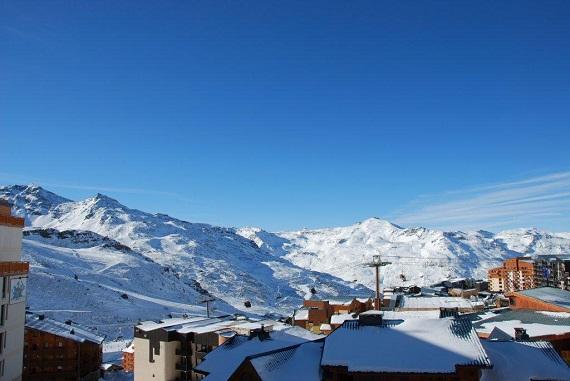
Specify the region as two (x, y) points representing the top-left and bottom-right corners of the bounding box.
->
(0, 225), (22, 262)
(134, 337), (180, 381)
(2, 301), (25, 380)
(0, 219), (25, 381)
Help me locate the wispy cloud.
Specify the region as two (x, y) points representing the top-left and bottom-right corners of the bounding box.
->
(0, 172), (193, 203)
(391, 171), (570, 232)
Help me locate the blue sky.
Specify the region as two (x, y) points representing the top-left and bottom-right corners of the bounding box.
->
(1, 1), (570, 232)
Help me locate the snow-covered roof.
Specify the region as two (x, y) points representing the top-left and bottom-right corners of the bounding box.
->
(487, 327), (513, 341)
(327, 299), (355, 306)
(381, 310), (441, 320)
(137, 316), (270, 336)
(320, 324), (331, 331)
(293, 308), (309, 321)
(321, 318), (491, 373)
(122, 343), (134, 353)
(481, 340), (570, 381)
(516, 287), (570, 310)
(472, 308), (570, 338)
(136, 316), (210, 332)
(399, 296), (474, 310)
(26, 314), (104, 345)
(330, 313), (356, 325)
(249, 340), (324, 381)
(195, 328), (319, 381)
(476, 319), (570, 338)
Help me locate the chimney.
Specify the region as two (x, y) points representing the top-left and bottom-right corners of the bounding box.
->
(359, 311), (383, 326)
(439, 307), (459, 318)
(249, 324), (271, 341)
(514, 328), (529, 341)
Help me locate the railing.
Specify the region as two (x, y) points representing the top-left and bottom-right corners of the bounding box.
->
(0, 261), (29, 276)
(0, 215), (24, 228)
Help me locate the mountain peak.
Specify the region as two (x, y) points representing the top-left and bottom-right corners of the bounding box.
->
(89, 193), (123, 208)
(358, 217), (402, 230)
(0, 184), (71, 219)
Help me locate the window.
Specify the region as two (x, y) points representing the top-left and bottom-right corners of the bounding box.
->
(0, 305), (5, 326)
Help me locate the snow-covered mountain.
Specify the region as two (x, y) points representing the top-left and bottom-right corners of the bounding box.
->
(2, 184), (570, 339)
(237, 219), (570, 290)
(0, 185), (368, 338)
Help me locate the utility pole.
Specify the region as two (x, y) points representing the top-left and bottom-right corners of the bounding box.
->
(200, 296), (216, 318)
(367, 254), (391, 310)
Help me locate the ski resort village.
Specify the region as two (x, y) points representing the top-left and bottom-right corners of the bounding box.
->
(1, 185), (570, 381)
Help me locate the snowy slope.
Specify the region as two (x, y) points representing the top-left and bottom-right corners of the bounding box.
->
(0, 185), (369, 338)
(22, 228), (213, 339)
(237, 218), (570, 290)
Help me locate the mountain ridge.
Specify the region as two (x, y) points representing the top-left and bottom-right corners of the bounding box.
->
(2, 184), (570, 339)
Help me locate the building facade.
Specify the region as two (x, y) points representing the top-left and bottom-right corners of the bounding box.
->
(506, 287), (570, 312)
(122, 342), (134, 372)
(488, 258), (536, 292)
(293, 297), (373, 334)
(134, 316), (279, 381)
(0, 199), (28, 381)
(23, 314), (104, 381)
(534, 257), (570, 290)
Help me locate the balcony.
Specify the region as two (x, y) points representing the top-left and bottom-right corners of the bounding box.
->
(0, 261), (29, 276)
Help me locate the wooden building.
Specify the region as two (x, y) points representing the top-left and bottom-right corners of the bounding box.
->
(507, 287), (570, 312)
(320, 314), (491, 381)
(472, 307), (570, 363)
(294, 297), (373, 334)
(23, 313), (104, 381)
(122, 342), (134, 372)
(194, 326), (321, 380)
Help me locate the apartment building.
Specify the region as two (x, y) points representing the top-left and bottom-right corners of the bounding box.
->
(534, 256), (570, 290)
(488, 257), (536, 292)
(23, 313), (104, 381)
(0, 199), (28, 381)
(133, 315), (284, 381)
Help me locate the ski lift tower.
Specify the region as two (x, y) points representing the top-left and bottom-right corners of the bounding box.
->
(367, 254), (391, 310)
(200, 296), (216, 318)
